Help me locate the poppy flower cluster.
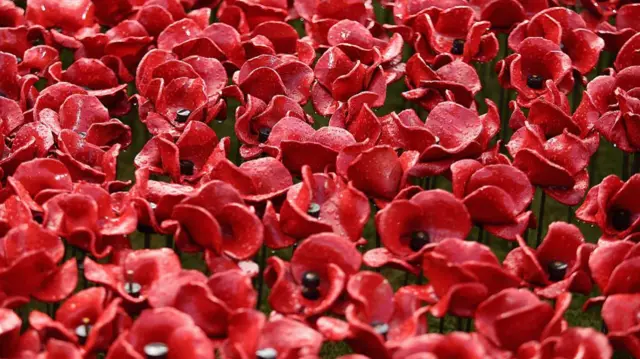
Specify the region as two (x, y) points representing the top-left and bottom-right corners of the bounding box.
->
(0, 0), (639, 357)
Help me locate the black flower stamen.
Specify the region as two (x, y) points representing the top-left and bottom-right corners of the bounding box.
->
(409, 231), (430, 252)
(144, 342), (168, 359)
(75, 318), (92, 345)
(611, 208), (632, 231)
(307, 202), (321, 218)
(527, 74), (544, 89)
(302, 271), (320, 288)
(451, 39), (465, 55)
(547, 261), (568, 282)
(176, 109), (191, 123)
(179, 159), (195, 176)
(256, 348), (278, 359)
(258, 127), (271, 143)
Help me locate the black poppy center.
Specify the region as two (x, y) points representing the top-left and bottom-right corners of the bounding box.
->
(179, 159), (195, 176)
(75, 318), (92, 345)
(371, 321), (389, 338)
(307, 202), (321, 218)
(144, 342), (168, 359)
(256, 348), (278, 359)
(31, 37), (44, 46)
(409, 231), (430, 252)
(124, 281), (142, 298)
(302, 271), (321, 288)
(258, 127), (271, 143)
(176, 108), (191, 123)
(547, 261), (568, 282)
(527, 74), (544, 89)
(451, 39), (465, 55)
(611, 208), (632, 231)
(301, 270), (321, 300)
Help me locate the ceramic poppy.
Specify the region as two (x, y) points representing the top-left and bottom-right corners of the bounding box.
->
(601, 294), (640, 357)
(105, 307), (215, 359)
(265, 232), (362, 317)
(596, 4), (640, 52)
(412, 6), (498, 64)
(27, 287), (131, 354)
(317, 271), (429, 359)
(508, 7), (605, 75)
(43, 183), (138, 258)
(221, 309), (324, 358)
(241, 21), (315, 64)
(311, 46), (387, 116)
(364, 190), (472, 274)
(503, 222), (595, 298)
(160, 180), (264, 258)
(404, 239), (522, 318)
(507, 123), (593, 206)
(146, 269), (256, 336)
(0, 308), (22, 358)
(407, 100), (500, 177)
(391, 332), (490, 359)
(0, 222), (78, 306)
(497, 38), (574, 107)
(475, 288), (570, 353)
(402, 54), (481, 111)
(235, 95), (312, 159)
(0, 0), (25, 27)
(84, 248), (183, 305)
(576, 174), (640, 240)
(584, 241), (640, 308)
(473, 0), (549, 31)
(134, 122), (220, 183)
(295, 0), (375, 47)
(517, 327), (612, 359)
(217, 0), (288, 33)
(451, 160), (535, 240)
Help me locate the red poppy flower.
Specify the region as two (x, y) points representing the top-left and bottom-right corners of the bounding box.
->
(393, 332), (493, 358)
(42, 182), (136, 257)
(403, 239), (522, 318)
(155, 19), (245, 70)
(0, 127), (51, 178)
(33, 83), (131, 148)
(575, 67), (640, 146)
(235, 54), (313, 105)
(336, 143), (419, 203)
(265, 232), (362, 317)
(25, 0), (95, 34)
(475, 288), (570, 353)
(325, 20), (404, 82)
(390, 0), (466, 27)
(267, 166), (367, 243)
(161, 180), (264, 259)
(503, 222), (594, 298)
(204, 151), (294, 204)
(221, 309), (324, 358)
(517, 328), (612, 359)
(0, 222), (78, 306)
(135, 49), (237, 133)
(217, 0), (289, 34)
(509, 7), (605, 75)
(135, 122), (220, 183)
(234, 95), (312, 159)
(580, 0), (619, 27)
(241, 21), (316, 65)
(584, 241), (640, 308)
(364, 190), (472, 274)
(0, 308), (22, 357)
(8, 158), (73, 213)
(84, 248), (183, 305)
(496, 38), (574, 107)
(75, 20), (153, 72)
(406, 100), (500, 177)
(0, 51), (39, 113)
(402, 54), (481, 111)
(451, 160), (534, 240)
(260, 118), (356, 173)
(27, 287), (132, 354)
(294, 0), (375, 47)
(0, 196), (33, 239)
(311, 46), (387, 116)
(507, 123), (593, 206)
(47, 58), (130, 117)
(576, 174), (640, 240)
(129, 168), (195, 234)
(596, 4), (640, 52)
(0, 0), (25, 27)
(412, 6), (498, 64)
(601, 294), (640, 357)
(106, 308), (215, 359)
(0, 29), (59, 76)
(472, 0), (549, 31)
(147, 269), (256, 336)
(317, 271), (428, 358)
(376, 109), (436, 153)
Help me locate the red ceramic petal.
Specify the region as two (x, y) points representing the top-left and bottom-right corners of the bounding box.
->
(346, 146), (403, 200)
(216, 203), (264, 260)
(615, 33), (640, 71)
